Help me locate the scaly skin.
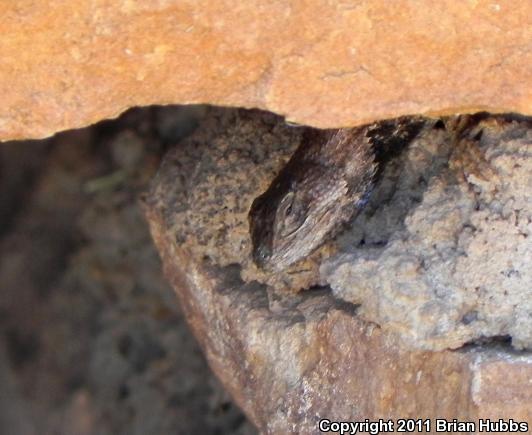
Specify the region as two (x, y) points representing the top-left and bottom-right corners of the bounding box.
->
(248, 117), (427, 270)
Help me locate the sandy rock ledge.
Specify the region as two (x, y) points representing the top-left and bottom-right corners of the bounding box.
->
(143, 109), (531, 432)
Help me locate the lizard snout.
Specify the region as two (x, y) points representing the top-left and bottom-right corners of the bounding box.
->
(252, 244), (272, 268)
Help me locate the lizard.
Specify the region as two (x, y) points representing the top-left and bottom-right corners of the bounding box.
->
(248, 116), (429, 271)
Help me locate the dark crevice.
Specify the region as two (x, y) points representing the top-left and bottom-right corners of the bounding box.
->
(4, 328), (40, 367)
(0, 140), (52, 239)
(457, 335), (532, 355)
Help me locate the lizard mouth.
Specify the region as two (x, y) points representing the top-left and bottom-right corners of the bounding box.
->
(260, 205), (340, 271)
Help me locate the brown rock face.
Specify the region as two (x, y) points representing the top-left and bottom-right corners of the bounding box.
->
(1, 1), (531, 140)
(143, 109), (532, 433)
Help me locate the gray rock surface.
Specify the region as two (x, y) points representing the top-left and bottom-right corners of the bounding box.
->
(323, 116), (531, 350)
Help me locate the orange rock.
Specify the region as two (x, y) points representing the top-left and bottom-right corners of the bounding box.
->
(1, 1), (531, 140)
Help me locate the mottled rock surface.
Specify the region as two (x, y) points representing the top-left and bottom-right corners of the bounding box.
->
(147, 109), (327, 292)
(324, 115), (532, 350)
(1, 1), (531, 140)
(144, 109), (531, 432)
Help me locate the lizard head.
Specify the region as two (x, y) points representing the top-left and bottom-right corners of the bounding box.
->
(248, 119), (425, 271)
(248, 167), (356, 271)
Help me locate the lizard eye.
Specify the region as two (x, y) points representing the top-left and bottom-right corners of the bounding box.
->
(275, 192), (306, 237)
(278, 192), (295, 218)
(285, 204), (292, 216)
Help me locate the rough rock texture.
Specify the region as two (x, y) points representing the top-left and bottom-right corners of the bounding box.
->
(324, 115), (532, 350)
(147, 109), (327, 292)
(1, 1), (531, 141)
(144, 109), (532, 432)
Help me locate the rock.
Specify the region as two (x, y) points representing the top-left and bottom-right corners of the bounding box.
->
(323, 115), (532, 350)
(143, 109), (532, 431)
(1, 1), (531, 140)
